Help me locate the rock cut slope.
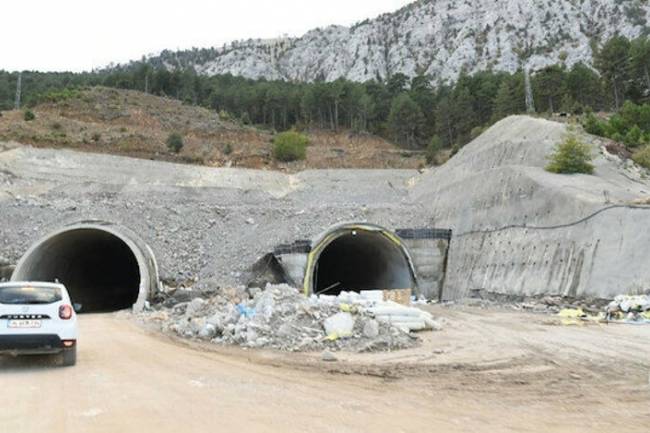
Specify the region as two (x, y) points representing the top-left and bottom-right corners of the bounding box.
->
(142, 0), (650, 82)
(413, 116), (650, 300)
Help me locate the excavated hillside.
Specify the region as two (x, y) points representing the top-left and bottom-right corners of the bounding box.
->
(1, 115), (649, 308)
(0, 87), (423, 170)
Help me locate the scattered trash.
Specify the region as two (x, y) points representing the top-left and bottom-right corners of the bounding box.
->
(324, 312), (355, 340)
(558, 308), (585, 318)
(382, 288), (412, 306)
(553, 295), (650, 326)
(558, 308), (587, 326)
(236, 304), (256, 318)
(605, 295), (650, 324)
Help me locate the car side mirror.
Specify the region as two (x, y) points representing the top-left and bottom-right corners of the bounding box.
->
(73, 303), (83, 313)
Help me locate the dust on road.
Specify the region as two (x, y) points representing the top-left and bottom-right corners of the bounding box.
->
(1, 310), (649, 433)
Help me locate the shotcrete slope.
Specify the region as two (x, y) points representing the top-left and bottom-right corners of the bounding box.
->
(413, 116), (650, 299)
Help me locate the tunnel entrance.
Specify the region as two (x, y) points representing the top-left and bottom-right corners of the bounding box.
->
(312, 227), (415, 296)
(12, 224), (157, 312)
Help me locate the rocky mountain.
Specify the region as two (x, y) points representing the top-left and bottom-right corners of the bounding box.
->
(138, 0), (650, 83)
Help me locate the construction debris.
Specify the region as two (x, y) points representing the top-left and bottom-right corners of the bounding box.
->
(142, 284), (441, 352)
(552, 295), (650, 325)
(605, 295), (650, 324)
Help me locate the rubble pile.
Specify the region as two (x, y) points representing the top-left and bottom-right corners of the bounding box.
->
(144, 284), (441, 352)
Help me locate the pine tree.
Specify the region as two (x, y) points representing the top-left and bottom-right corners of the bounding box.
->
(595, 36), (632, 109)
(492, 72), (525, 121)
(388, 93), (424, 148)
(567, 62), (603, 110)
(533, 65), (566, 113)
(450, 85), (476, 144)
(630, 37), (650, 93)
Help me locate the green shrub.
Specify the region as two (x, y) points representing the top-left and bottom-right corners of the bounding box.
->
(41, 88), (82, 104)
(50, 122), (62, 130)
(546, 135), (594, 174)
(218, 110), (232, 122)
(91, 132), (101, 142)
(223, 143), (233, 155)
(470, 126), (486, 140)
(590, 102), (650, 144)
(583, 112), (607, 137)
(23, 110), (35, 121)
(611, 132), (624, 143)
(272, 131), (309, 162)
(426, 135), (442, 164)
(166, 132), (184, 153)
(624, 125), (643, 148)
(606, 114), (627, 137)
(632, 145), (650, 170)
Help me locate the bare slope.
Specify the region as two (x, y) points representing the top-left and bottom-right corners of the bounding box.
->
(0, 87), (422, 170)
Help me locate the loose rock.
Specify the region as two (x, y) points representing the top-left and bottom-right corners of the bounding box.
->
(321, 350), (338, 362)
(142, 284), (433, 353)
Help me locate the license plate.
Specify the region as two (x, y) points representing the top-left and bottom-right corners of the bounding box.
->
(8, 320), (42, 329)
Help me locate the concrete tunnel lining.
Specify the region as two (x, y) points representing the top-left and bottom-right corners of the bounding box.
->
(304, 223), (417, 296)
(11, 222), (159, 312)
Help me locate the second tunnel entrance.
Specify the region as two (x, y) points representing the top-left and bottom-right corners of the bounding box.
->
(311, 225), (416, 296)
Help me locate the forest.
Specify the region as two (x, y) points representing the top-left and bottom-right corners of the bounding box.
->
(0, 35), (649, 152)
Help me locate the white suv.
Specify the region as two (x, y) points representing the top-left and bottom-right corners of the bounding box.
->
(0, 282), (78, 366)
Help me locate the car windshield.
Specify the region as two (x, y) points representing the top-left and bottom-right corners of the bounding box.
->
(0, 285), (62, 305)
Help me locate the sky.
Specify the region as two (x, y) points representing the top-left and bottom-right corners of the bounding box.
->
(1, 0), (413, 72)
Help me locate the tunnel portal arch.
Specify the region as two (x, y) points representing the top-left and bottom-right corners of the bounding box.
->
(304, 223), (418, 296)
(12, 221), (159, 312)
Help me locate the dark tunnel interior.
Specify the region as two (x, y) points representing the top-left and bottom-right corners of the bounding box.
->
(314, 230), (414, 296)
(13, 229), (141, 312)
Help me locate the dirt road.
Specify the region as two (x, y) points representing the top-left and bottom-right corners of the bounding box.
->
(1, 310), (649, 433)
